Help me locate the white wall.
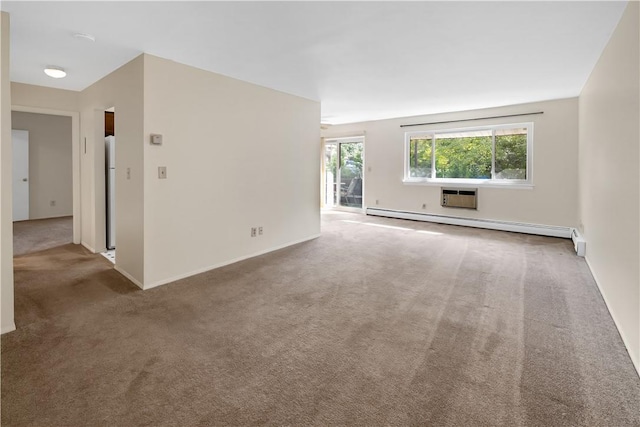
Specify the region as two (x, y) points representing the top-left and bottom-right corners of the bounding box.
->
(11, 82), (79, 113)
(142, 55), (321, 288)
(11, 112), (72, 219)
(578, 1), (639, 372)
(323, 98), (579, 228)
(1, 12), (15, 333)
(79, 55), (145, 286)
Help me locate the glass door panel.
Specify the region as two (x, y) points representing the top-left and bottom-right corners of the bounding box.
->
(324, 143), (338, 207)
(339, 142), (363, 208)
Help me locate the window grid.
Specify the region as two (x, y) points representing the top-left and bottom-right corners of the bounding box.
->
(405, 123), (532, 185)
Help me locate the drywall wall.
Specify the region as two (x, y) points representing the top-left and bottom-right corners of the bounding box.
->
(79, 55), (145, 286)
(578, 1), (639, 372)
(1, 12), (15, 333)
(11, 82), (79, 112)
(142, 54), (320, 288)
(323, 98), (579, 228)
(11, 112), (72, 219)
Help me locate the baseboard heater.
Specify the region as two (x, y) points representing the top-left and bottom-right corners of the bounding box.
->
(571, 228), (586, 257)
(365, 207), (573, 239)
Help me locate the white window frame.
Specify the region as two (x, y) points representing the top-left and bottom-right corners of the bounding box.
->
(403, 122), (534, 189)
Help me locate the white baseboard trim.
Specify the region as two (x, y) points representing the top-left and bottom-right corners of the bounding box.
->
(27, 214), (73, 221)
(81, 242), (96, 253)
(2, 323), (16, 334)
(114, 266), (144, 290)
(584, 256), (640, 378)
(366, 207), (572, 239)
(143, 233), (322, 290)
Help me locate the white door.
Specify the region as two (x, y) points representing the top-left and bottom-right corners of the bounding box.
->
(12, 130), (29, 221)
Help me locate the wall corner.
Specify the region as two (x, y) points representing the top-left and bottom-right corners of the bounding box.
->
(1, 11), (15, 334)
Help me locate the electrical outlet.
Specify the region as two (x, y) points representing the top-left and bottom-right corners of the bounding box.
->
(126, 168), (131, 180)
(258, 226), (263, 235)
(158, 166), (167, 179)
(50, 200), (56, 207)
(422, 203), (427, 209)
(251, 227), (257, 237)
(375, 199), (379, 205)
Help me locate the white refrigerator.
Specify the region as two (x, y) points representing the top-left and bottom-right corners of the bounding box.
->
(105, 136), (116, 249)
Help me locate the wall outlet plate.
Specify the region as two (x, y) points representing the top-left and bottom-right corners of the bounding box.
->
(158, 166), (167, 179)
(150, 134), (163, 145)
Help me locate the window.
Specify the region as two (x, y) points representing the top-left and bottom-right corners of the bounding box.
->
(405, 123), (532, 185)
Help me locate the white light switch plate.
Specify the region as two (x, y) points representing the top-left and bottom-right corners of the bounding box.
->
(158, 166), (167, 179)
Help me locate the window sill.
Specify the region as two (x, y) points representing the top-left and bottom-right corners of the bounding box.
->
(402, 179), (534, 190)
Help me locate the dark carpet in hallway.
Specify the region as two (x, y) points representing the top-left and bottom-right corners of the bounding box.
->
(2, 211), (639, 426)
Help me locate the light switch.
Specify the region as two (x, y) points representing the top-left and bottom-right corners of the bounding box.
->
(151, 134), (163, 145)
(158, 166), (167, 179)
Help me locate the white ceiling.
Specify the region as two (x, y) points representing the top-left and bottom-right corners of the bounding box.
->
(1, 1), (628, 124)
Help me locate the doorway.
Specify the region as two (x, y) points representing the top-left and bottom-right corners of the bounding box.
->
(11, 106), (80, 245)
(11, 111), (75, 255)
(324, 137), (364, 209)
(103, 108), (116, 263)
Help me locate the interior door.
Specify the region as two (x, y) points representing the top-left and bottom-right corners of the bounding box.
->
(12, 130), (29, 221)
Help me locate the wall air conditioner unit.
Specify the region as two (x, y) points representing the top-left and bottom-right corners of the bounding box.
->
(441, 188), (477, 209)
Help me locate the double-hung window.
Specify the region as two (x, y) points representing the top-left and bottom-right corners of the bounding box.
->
(404, 123), (533, 186)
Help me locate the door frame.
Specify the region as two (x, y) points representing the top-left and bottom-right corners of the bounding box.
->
(11, 105), (81, 244)
(324, 136), (365, 211)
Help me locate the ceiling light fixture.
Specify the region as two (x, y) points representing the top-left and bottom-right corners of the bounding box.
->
(44, 66), (67, 79)
(73, 32), (95, 42)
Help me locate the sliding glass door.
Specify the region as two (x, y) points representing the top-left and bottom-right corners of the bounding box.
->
(324, 137), (364, 209)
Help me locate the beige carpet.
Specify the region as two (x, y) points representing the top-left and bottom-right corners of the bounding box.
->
(2, 211), (639, 426)
(13, 216), (73, 256)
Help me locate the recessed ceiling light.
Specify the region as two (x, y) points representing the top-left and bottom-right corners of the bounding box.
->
(73, 32), (95, 42)
(44, 66), (67, 79)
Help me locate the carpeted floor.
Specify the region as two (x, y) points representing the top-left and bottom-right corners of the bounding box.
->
(13, 216), (73, 256)
(2, 211), (639, 426)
